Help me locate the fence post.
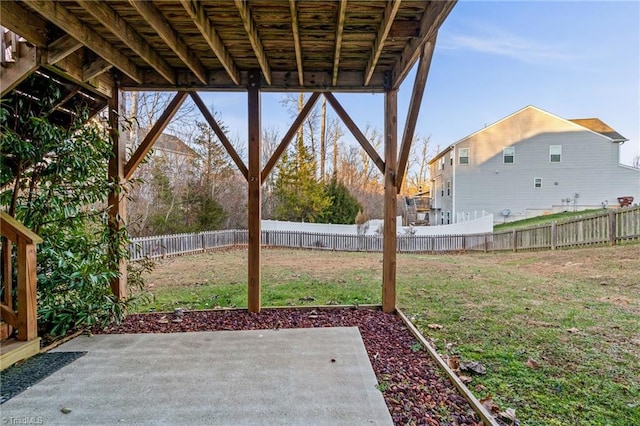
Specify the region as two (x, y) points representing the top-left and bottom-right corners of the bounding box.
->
(512, 229), (517, 252)
(201, 233), (206, 253)
(608, 210), (616, 246)
(484, 233), (488, 252)
(551, 222), (557, 250)
(161, 237), (166, 258)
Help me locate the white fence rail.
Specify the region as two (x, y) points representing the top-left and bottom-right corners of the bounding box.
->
(129, 206), (640, 260)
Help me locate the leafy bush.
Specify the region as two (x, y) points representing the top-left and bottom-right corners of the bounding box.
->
(1, 77), (148, 338)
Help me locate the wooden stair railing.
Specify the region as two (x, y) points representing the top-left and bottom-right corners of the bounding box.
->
(1, 211), (42, 342)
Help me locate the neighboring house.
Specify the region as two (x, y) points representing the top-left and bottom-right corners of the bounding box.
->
(428, 105), (640, 224)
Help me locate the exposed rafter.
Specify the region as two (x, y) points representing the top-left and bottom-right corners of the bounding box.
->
(22, 0), (143, 83)
(288, 0), (304, 86)
(77, 0), (176, 85)
(331, 0), (347, 87)
(190, 92), (248, 180)
(364, 0), (401, 86)
(323, 92), (385, 174)
(46, 34), (82, 65)
(234, 0), (272, 85)
(397, 35), (436, 193)
(392, 0), (455, 88)
(83, 58), (112, 82)
(124, 92), (189, 180)
(180, 0), (240, 86)
(128, 0), (207, 84)
(262, 92), (321, 182)
(0, 1), (47, 47)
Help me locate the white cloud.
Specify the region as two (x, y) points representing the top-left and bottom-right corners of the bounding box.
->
(439, 24), (577, 64)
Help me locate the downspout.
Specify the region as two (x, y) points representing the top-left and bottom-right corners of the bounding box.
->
(452, 147), (456, 223)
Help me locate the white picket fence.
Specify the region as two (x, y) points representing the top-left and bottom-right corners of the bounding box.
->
(129, 206), (640, 260)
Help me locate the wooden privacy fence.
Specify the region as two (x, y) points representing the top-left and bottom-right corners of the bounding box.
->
(129, 206), (640, 260)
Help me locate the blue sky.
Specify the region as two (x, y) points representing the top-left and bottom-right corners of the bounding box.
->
(201, 1), (640, 166)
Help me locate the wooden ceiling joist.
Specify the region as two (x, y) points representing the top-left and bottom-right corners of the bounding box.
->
(190, 92), (248, 180)
(0, 44), (38, 96)
(392, 0), (455, 88)
(83, 58), (112, 82)
(331, 0), (347, 87)
(234, 0), (272, 85)
(124, 91), (189, 180)
(323, 92), (385, 174)
(397, 35), (437, 193)
(76, 0), (176, 85)
(288, 0), (304, 86)
(0, 1), (47, 47)
(180, 0), (240, 86)
(261, 92), (321, 182)
(128, 0), (207, 84)
(46, 34), (82, 65)
(364, 0), (402, 86)
(22, 0), (143, 84)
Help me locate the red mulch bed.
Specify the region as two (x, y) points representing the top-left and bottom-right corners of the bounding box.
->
(98, 308), (482, 425)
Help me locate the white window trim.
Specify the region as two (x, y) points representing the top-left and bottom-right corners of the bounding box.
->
(503, 147), (515, 164)
(534, 177), (543, 189)
(549, 145), (562, 163)
(459, 148), (469, 165)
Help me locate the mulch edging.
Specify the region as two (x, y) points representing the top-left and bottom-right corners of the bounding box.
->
(99, 308), (483, 425)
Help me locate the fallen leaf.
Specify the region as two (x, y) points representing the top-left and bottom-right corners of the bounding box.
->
(525, 358), (540, 369)
(567, 327), (580, 333)
(427, 323), (443, 330)
(458, 375), (473, 384)
(61, 407), (72, 414)
(157, 316), (169, 324)
(461, 361), (486, 375)
(479, 394), (500, 413)
(499, 407), (519, 425)
(447, 356), (460, 371)
(299, 296), (316, 302)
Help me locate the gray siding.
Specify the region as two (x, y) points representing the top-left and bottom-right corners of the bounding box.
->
(437, 107), (640, 223)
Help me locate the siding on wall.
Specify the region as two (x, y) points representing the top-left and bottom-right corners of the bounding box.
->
(434, 106), (640, 223)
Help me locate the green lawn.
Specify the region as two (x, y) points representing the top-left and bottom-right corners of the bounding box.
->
(494, 208), (604, 231)
(133, 244), (640, 425)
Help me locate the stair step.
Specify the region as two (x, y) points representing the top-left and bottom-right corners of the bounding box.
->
(1, 338), (41, 370)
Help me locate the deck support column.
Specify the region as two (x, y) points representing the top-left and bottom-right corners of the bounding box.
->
(382, 88), (397, 313)
(247, 70), (262, 313)
(107, 81), (127, 299)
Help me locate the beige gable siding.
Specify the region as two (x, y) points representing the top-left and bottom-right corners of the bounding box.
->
(451, 107), (640, 222)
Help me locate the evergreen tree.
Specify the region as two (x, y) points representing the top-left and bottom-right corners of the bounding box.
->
(273, 137), (331, 222)
(320, 177), (362, 224)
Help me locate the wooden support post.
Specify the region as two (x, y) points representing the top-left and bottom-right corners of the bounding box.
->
(16, 241), (37, 340)
(551, 222), (557, 250)
(107, 82), (127, 299)
(382, 89), (397, 313)
(512, 229), (518, 252)
(247, 70), (262, 313)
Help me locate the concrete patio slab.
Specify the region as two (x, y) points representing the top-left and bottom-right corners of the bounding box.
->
(1, 327), (393, 425)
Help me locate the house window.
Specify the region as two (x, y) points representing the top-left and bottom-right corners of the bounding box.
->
(447, 181), (451, 196)
(446, 211), (451, 224)
(503, 147), (515, 164)
(534, 177), (542, 189)
(459, 148), (469, 164)
(550, 145), (562, 163)
(450, 151), (454, 166)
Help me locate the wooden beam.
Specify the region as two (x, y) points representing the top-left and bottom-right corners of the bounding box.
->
(46, 34), (82, 65)
(16, 241), (38, 340)
(180, 0), (239, 86)
(364, 0), (401, 86)
(323, 92), (385, 174)
(191, 92), (248, 180)
(45, 86), (80, 117)
(261, 92), (321, 182)
(124, 91), (188, 180)
(0, 44), (38, 97)
(382, 89), (397, 313)
(234, 0), (272, 85)
(128, 0), (206, 84)
(83, 57), (112, 82)
(0, 1), (47, 47)
(77, 0), (175, 84)
(23, 0), (143, 83)
(247, 70), (262, 313)
(288, 0), (304, 86)
(391, 0), (455, 88)
(397, 35), (436, 193)
(332, 0), (347, 86)
(107, 85), (127, 300)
